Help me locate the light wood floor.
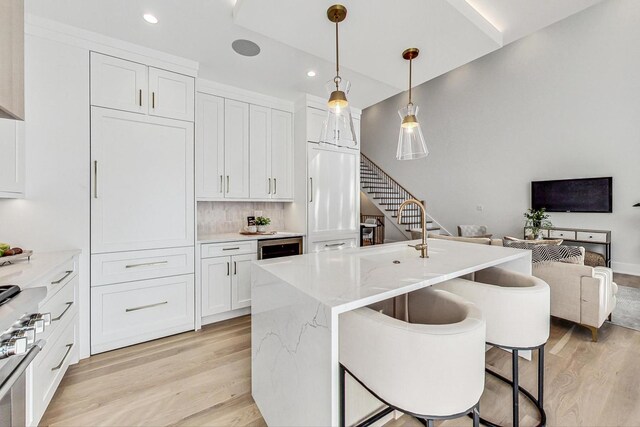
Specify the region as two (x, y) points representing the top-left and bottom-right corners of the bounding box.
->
(41, 315), (640, 427)
(614, 272), (640, 289)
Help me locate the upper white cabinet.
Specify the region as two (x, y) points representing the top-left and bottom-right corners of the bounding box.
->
(90, 107), (194, 253)
(196, 88), (294, 202)
(0, 0), (24, 120)
(306, 107), (325, 144)
(90, 52), (194, 121)
(224, 99), (250, 199)
(195, 93), (225, 199)
(0, 117), (24, 198)
(149, 67), (195, 121)
(249, 107), (293, 200)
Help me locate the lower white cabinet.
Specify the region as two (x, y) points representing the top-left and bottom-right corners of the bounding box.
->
(308, 235), (358, 253)
(201, 253), (256, 317)
(91, 274), (195, 354)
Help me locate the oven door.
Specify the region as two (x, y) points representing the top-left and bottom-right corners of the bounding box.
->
(0, 342), (43, 427)
(258, 238), (303, 260)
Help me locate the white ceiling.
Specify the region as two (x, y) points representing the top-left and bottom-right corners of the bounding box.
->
(25, 0), (601, 109)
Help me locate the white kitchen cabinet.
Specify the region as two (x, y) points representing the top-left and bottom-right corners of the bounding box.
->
(224, 99), (250, 198)
(148, 67), (195, 122)
(0, 0), (24, 120)
(353, 117), (361, 150)
(90, 53), (147, 114)
(249, 107), (293, 200)
(306, 106), (326, 143)
(0, 117), (24, 198)
(90, 107), (194, 253)
(201, 253), (257, 316)
(270, 109), (294, 200)
(201, 256), (232, 316)
(307, 145), (358, 237)
(196, 93), (225, 199)
(90, 52), (194, 121)
(231, 253), (256, 309)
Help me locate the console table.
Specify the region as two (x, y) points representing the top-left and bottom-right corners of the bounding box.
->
(524, 227), (611, 267)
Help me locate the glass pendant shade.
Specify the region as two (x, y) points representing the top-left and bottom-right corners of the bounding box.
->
(396, 103), (428, 160)
(320, 79), (358, 147)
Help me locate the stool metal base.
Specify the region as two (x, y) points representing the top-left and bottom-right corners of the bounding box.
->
(340, 364), (480, 427)
(475, 344), (547, 427)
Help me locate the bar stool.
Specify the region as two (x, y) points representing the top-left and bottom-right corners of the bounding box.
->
(339, 288), (486, 427)
(435, 267), (550, 427)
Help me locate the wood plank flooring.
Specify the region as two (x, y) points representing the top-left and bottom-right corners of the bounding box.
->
(41, 315), (640, 426)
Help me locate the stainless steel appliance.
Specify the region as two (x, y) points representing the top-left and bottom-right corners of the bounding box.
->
(0, 285), (49, 427)
(258, 237), (303, 260)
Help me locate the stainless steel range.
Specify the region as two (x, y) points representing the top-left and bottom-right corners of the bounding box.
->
(0, 285), (50, 427)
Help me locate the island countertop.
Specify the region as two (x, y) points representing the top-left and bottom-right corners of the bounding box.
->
(254, 238), (531, 314)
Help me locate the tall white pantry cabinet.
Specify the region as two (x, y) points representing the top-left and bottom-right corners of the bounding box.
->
(89, 52), (196, 354)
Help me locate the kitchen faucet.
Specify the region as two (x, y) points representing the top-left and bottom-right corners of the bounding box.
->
(397, 199), (428, 258)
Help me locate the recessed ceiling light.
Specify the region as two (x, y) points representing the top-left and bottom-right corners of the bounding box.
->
(232, 39), (261, 57)
(143, 14), (158, 24)
(307, 70), (316, 77)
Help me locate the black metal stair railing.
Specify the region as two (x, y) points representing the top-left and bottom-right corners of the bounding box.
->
(360, 153), (439, 233)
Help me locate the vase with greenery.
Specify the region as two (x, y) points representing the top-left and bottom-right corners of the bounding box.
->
(255, 216), (271, 233)
(524, 208), (552, 239)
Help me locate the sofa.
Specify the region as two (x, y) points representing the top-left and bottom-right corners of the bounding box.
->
(425, 233), (617, 341)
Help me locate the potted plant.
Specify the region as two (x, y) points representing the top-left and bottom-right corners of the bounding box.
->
(255, 216), (271, 233)
(524, 208), (552, 240)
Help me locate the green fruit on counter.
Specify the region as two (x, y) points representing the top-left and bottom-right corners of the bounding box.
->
(0, 249), (4, 257)
(0, 243), (9, 251)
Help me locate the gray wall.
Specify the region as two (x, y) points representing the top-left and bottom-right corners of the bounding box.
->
(361, 0), (640, 273)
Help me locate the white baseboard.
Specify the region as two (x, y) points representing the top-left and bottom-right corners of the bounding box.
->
(611, 262), (640, 276)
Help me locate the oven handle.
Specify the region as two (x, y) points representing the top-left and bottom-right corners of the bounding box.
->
(0, 340), (44, 401)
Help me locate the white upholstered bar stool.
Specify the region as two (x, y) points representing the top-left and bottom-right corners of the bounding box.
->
(339, 288), (486, 427)
(434, 267), (550, 427)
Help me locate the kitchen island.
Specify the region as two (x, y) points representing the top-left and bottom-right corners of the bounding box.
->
(251, 239), (531, 427)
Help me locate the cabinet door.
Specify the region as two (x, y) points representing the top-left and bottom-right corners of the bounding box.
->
(224, 99), (250, 198)
(0, 118), (24, 197)
(201, 257), (232, 316)
(91, 107), (194, 253)
(231, 253), (257, 310)
(308, 146), (358, 236)
(90, 53), (147, 114)
(353, 117), (361, 151)
(249, 105), (271, 199)
(196, 93), (225, 199)
(148, 67), (195, 122)
(270, 110), (293, 200)
(307, 107), (326, 143)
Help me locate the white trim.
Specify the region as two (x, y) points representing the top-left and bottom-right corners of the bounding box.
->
(25, 15), (199, 77)
(201, 307), (251, 326)
(445, 0), (503, 46)
(197, 79), (295, 113)
(611, 261), (640, 276)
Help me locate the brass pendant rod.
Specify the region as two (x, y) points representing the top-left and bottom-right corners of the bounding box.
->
(408, 57), (413, 105)
(335, 20), (340, 89)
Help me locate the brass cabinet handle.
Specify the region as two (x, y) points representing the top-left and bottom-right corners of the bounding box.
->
(325, 243), (345, 248)
(219, 175), (223, 194)
(152, 92), (156, 109)
(52, 302), (74, 322)
(125, 261), (168, 269)
(138, 89), (142, 107)
(125, 301), (168, 312)
(309, 178), (313, 202)
(52, 270), (73, 285)
(268, 178), (271, 194)
(274, 178), (277, 195)
(226, 176), (230, 193)
(51, 344), (73, 371)
(93, 161), (98, 199)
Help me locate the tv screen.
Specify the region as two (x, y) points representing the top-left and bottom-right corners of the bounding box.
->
(531, 177), (612, 213)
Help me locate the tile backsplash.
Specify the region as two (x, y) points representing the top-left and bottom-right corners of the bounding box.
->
(197, 202), (286, 235)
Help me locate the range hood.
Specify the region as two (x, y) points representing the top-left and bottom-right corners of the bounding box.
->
(0, 0), (24, 120)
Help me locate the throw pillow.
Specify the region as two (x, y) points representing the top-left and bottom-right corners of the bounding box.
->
(503, 240), (584, 265)
(503, 236), (563, 246)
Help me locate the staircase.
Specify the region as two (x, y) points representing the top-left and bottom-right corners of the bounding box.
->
(360, 153), (450, 240)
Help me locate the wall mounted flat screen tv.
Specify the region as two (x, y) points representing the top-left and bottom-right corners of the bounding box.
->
(531, 177), (612, 213)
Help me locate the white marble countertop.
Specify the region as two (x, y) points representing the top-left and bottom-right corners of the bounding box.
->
(0, 250), (80, 289)
(198, 231), (305, 244)
(254, 238), (531, 314)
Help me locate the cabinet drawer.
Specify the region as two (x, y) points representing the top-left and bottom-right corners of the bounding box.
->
(549, 229), (575, 240)
(576, 231), (608, 243)
(91, 274), (194, 354)
(91, 247), (194, 286)
(32, 316), (77, 424)
(201, 241), (257, 258)
(309, 237), (357, 253)
(40, 275), (78, 343)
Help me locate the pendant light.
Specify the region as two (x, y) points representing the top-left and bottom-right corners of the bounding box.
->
(397, 48), (428, 160)
(320, 4), (357, 147)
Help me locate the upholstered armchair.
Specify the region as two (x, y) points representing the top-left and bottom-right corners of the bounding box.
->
(532, 262), (617, 341)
